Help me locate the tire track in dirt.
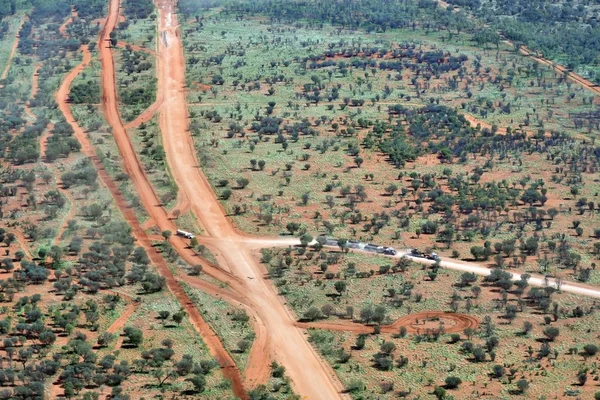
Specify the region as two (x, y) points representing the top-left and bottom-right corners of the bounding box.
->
(168, 190), (191, 219)
(180, 275), (272, 386)
(58, 8), (77, 38)
(123, 97), (164, 129)
(116, 40), (165, 130)
(56, 41), (246, 398)
(153, 1), (347, 397)
(39, 128), (51, 160)
(106, 291), (139, 349)
(24, 64), (41, 119)
(116, 40), (160, 57)
(52, 186), (76, 246)
(297, 311), (479, 335)
(94, 0), (248, 397)
(14, 230), (32, 259)
(1, 16), (25, 80)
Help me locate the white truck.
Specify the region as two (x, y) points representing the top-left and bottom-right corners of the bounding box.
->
(176, 229), (195, 239)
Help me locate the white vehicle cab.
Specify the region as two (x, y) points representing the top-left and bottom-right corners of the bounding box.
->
(176, 229), (195, 239)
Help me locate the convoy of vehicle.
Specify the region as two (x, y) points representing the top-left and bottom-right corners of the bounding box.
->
(316, 236), (397, 256)
(409, 248), (440, 261)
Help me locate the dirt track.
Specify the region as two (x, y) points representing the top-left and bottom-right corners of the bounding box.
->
(1, 17), (25, 80)
(50, 1), (600, 398)
(14, 230), (32, 259)
(298, 311), (479, 334)
(152, 0), (347, 397)
(437, 0), (600, 97)
(518, 45), (600, 97)
(181, 275), (271, 385)
(24, 64), (41, 119)
(95, 0), (247, 396)
(106, 291), (139, 349)
(115, 40), (165, 130)
(54, 5), (247, 399)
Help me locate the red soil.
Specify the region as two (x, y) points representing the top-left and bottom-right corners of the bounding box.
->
(297, 311), (479, 335)
(96, 0), (248, 397)
(153, 0), (347, 396)
(54, 11), (246, 400)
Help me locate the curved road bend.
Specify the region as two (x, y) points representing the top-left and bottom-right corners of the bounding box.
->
(154, 0), (347, 398)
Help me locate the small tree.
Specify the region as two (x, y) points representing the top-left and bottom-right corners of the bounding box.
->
(433, 386), (446, 399)
(236, 177), (249, 189)
(335, 281), (347, 296)
(123, 327), (143, 347)
(354, 334), (366, 350)
(157, 311), (170, 325)
(300, 233), (313, 247)
(237, 340), (251, 353)
(445, 376), (461, 389)
(189, 264), (203, 276)
(542, 326), (560, 341)
(172, 311), (185, 326)
(583, 344), (599, 359)
(302, 307), (322, 321)
(516, 379), (529, 393)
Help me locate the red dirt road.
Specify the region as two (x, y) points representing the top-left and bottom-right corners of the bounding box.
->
(297, 311), (479, 335)
(96, 0), (247, 396)
(154, 1), (346, 397)
(181, 275), (271, 385)
(436, 0), (600, 97)
(518, 45), (600, 97)
(106, 291), (139, 349)
(55, 6), (247, 399)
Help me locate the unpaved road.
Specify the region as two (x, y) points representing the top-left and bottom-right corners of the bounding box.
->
(436, 0), (600, 97)
(153, 0), (346, 397)
(247, 237), (600, 300)
(106, 291), (139, 349)
(55, 5), (247, 399)
(96, 0), (247, 396)
(115, 40), (165, 130)
(404, 253), (600, 299)
(25, 64), (41, 119)
(298, 311), (479, 334)
(181, 275), (271, 385)
(518, 45), (600, 97)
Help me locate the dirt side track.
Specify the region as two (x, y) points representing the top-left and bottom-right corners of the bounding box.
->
(153, 0), (348, 397)
(55, 10), (248, 400)
(1, 17), (25, 80)
(96, 0), (248, 396)
(297, 312), (480, 334)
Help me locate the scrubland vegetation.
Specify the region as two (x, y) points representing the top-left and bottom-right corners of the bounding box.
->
(1, 0), (599, 398)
